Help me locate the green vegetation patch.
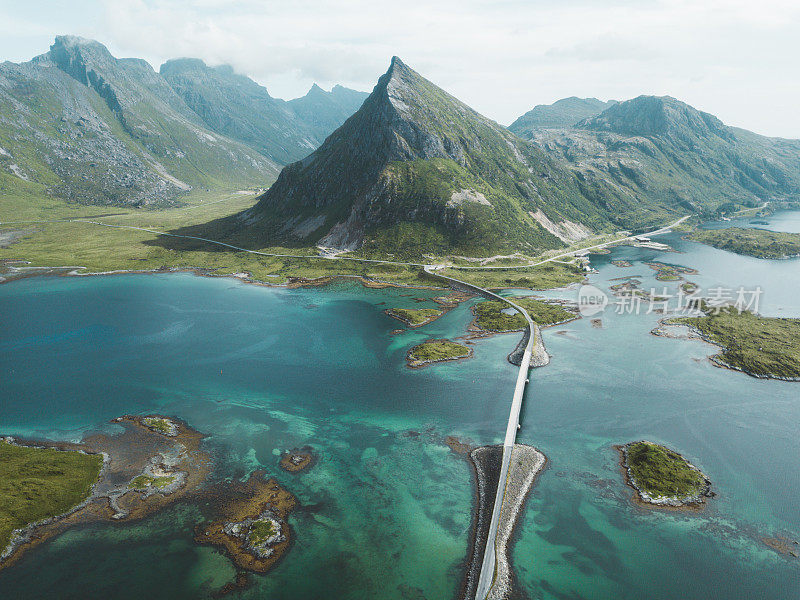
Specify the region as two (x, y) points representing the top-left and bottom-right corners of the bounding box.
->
(688, 227), (800, 259)
(439, 261), (584, 291)
(407, 340), (471, 364)
(385, 307), (443, 327)
(624, 441), (706, 499)
(142, 417), (175, 436)
(129, 474), (176, 490)
(670, 307), (800, 379)
(473, 296), (577, 332)
(0, 441), (103, 552)
(248, 519), (278, 546)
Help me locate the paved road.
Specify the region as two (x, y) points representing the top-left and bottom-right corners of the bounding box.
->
(453, 215), (691, 270)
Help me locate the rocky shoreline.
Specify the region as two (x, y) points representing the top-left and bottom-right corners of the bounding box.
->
(0, 415), (212, 569)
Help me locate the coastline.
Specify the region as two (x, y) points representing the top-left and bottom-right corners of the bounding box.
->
(653, 318), (800, 382)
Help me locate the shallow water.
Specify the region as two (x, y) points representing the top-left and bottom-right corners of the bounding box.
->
(1, 213), (799, 599)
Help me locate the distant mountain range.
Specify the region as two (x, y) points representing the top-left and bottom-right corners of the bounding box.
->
(3, 37), (799, 258)
(0, 36), (366, 206)
(509, 97), (617, 134)
(198, 58), (799, 257)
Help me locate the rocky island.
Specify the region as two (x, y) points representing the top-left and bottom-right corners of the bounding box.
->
(279, 446), (317, 473)
(385, 307), (445, 328)
(195, 471), (297, 573)
(406, 339), (472, 367)
(617, 441), (713, 509)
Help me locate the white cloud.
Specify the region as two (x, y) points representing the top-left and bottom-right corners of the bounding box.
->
(1, 0), (799, 136)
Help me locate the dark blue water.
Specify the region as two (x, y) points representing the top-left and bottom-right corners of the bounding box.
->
(1, 212), (799, 599)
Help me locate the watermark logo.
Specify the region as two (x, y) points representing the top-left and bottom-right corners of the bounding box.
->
(577, 284), (763, 316)
(577, 284), (609, 317)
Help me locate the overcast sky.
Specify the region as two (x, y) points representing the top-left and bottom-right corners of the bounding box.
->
(1, 0), (799, 137)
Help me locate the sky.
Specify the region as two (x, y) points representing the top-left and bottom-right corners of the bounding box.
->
(1, 0), (799, 137)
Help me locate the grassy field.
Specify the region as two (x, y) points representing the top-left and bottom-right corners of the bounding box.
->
(2, 192), (598, 290)
(473, 296), (577, 332)
(688, 227), (800, 259)
(0, 441), (103, 552)
(669, 306), (800, 379)
(624, 441), (706, 499)
(407, 340), (470, 364)
(440, 262), (584, 290)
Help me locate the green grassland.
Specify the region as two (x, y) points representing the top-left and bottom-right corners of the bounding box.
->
(0, 441), (103, 552)
(385, 308), (443, 326)
(407, 339), (471, 363)
(248, 519), (278, 545)
(688, 227), (800, 259)
(440, 262), (584, 290)
(1, 192), (600, 291)
(669, 306), (800, 379)
(625, 441), (706, 499)
(473, 296), (578, 332)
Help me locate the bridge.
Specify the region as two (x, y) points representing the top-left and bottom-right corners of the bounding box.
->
(424, 265), (535, 600)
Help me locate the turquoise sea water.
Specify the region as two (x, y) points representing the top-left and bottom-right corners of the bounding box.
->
(1, 211), (799, 599)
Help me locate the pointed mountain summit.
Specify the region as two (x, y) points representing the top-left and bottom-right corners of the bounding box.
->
(234, 57), (605, 255)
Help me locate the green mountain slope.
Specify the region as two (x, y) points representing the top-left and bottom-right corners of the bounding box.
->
(218, 57), (611, 256)
(509, 97), (616, 134)
(522, 95), (800, 223)
(0, 36), (278, 206)
(160, 59), (366, 165)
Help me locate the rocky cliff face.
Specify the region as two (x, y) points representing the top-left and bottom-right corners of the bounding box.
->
(161, 59), (366, 165)
(237, 57), (606, 256)
(0, 36), (279, 206)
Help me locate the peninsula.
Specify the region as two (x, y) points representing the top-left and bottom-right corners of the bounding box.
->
(665, 306), (800, 380)
(688, 227), (800, 259)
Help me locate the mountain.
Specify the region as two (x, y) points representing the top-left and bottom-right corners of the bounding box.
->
(160, 59), (366, 165)
(218, 57), (613, 256)
(509, 97), (616, 134)
(0, 36), (278, 206)
(521, 95), (800, 219)
(287, 84), (368, 148)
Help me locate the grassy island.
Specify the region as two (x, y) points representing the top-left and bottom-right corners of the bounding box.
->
(407, 339), (471, 367)
(0, 441), (103, 553)
(473, 296), (577, 332)
(644, 262), (697, 281)
(688, 227), (800, 259)
(668, 306), (800, 380)
(619, 441), (710, 507)
(385, 307), (444, 327)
